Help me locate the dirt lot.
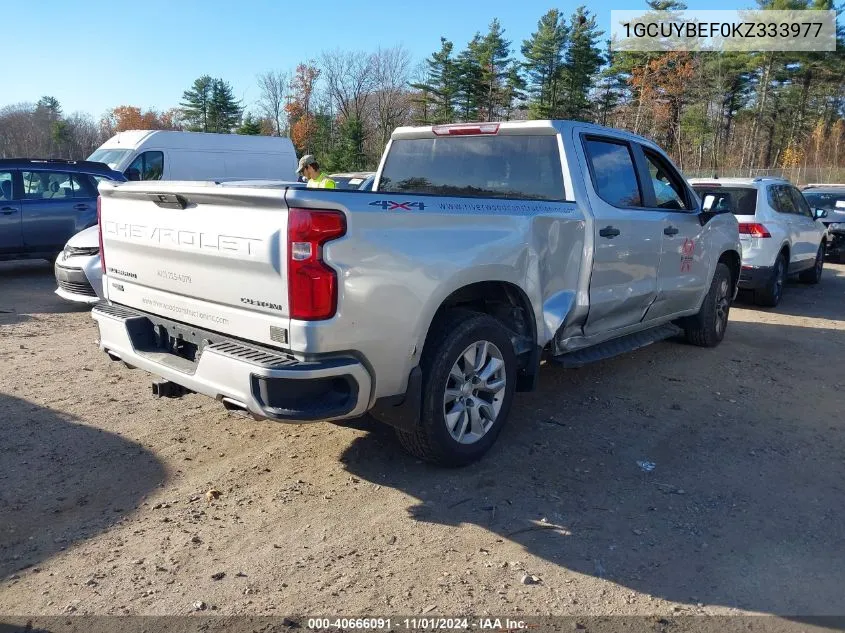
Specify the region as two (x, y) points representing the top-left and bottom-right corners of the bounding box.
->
(0, 259), (844, 620)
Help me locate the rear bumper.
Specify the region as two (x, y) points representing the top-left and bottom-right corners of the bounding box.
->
(738, 264), (773, 290)
(91, 302), (372, 423)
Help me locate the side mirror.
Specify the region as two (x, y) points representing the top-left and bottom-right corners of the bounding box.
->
(814, 208), (828, 220)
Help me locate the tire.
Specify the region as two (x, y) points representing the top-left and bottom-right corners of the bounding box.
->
(396, 309), (517, 467)
(799, 243), (824, 284)
(683, 262), (732, 348)
(754, 251), (787, 307)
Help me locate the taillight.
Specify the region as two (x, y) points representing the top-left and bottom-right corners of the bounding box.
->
(738, 223), (771, 238)
(97, 195), (105, 271)
(432, 123), (500, 136)
(287, 208), (346, 320)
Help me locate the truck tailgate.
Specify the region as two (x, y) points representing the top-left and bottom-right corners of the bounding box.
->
(98, 181), (291, 347)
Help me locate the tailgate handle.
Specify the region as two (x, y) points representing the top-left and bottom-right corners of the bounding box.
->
(147, 193), (189, 209)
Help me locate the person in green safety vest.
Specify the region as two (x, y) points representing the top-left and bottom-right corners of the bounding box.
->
(296, 154), (336, 189)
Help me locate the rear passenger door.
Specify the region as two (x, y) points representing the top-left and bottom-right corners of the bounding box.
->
(638, 145), (710, 319)
(20, 170), (90, 250)
(0, 170), (22, 252)
(579, 134), (663, 335)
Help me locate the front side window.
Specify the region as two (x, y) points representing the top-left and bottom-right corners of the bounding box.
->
(771, 185), (797, 214)
(788, 187), (813, 218)
(643, 149), (690, 210)
(379, 135), (566, 201)
(22, 171), (73, 199)
(125, 151), (164, 181)
(583, 138), (642, 208)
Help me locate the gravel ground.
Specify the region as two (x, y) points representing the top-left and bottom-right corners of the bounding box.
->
(0, 259), (843, 621)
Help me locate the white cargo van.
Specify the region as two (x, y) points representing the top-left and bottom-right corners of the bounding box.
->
(88, 130), (297, 182)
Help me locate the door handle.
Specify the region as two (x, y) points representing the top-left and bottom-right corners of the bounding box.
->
(1, 207), (17, 215)
(664, 225), (679, 236)
(73, 203), (89, 210)
(599, 226), (621, 238)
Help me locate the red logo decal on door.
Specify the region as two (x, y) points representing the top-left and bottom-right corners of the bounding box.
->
(681, 238), (695, 272)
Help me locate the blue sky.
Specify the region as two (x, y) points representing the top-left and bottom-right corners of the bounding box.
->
(8, 0), (743, 118)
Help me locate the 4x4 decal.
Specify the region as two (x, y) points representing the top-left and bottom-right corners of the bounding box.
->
(369, 200), (426, 211)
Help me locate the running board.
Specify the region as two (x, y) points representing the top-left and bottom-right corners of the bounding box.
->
(553, 323), (683, 368)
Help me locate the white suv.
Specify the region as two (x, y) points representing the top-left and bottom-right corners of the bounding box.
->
(690, 178), (828, 307)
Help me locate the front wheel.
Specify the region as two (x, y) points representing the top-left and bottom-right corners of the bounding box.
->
(799, 243), (824, 284)
(396, 310), (517, 467)
(683, 262), (732, 348)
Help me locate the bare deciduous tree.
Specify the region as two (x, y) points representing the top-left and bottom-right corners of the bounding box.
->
(372, 45), (413, 147)
(257, 70), (290, 136)
(320, 49), (375, 123)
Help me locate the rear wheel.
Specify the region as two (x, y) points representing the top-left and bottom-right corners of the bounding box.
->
(396, 310), (517, 467)
(799, 243), (824, 284)
(754, 252), (786, 307)
(683, 263), (732, 348)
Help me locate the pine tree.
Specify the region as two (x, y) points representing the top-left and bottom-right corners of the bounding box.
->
(36, 96), (62, 119)
(330, 117), (366, 171)
(181, 76), (241, 133)
(209, 79), (242, 133)
(411, 38), (459, 123)
(501, 62), (528, 120)
(237, 113), (262, 135)
(181, 76), (214, 132)
(560, 7), (604, 121)
(522, 10), (568, 119)
(477, 19), (513, 121)
(455, 37), (485, 122)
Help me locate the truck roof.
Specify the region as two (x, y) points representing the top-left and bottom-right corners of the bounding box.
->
(688, 177), (792, 187)
(98, 130), (296, 153)
(390, 120), (660, 148)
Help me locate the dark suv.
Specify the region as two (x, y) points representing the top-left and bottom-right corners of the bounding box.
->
(0, 158), (126, 262)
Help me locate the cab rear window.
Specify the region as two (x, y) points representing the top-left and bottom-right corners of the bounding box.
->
(693, 186), (758, 216)
(379, 135), (566, 201)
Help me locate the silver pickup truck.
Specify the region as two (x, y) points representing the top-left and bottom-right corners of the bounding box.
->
(92, 120), (741, 465)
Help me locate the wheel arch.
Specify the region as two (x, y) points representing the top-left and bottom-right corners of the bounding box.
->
(423, 280), (541, 392)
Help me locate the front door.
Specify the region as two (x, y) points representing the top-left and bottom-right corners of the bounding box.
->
(789, 185), (824, 262)
(578, 133), (663, 336)
(638, 146), (710, 320)
(0, 170), (22, 252)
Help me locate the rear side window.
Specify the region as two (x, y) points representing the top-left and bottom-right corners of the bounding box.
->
(692, 186), (757, 216)
(22, 171), (73, 199)
(379, 135), (566, 201)
(71, 174), (98, 198)
(583, 138), (642, 208)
